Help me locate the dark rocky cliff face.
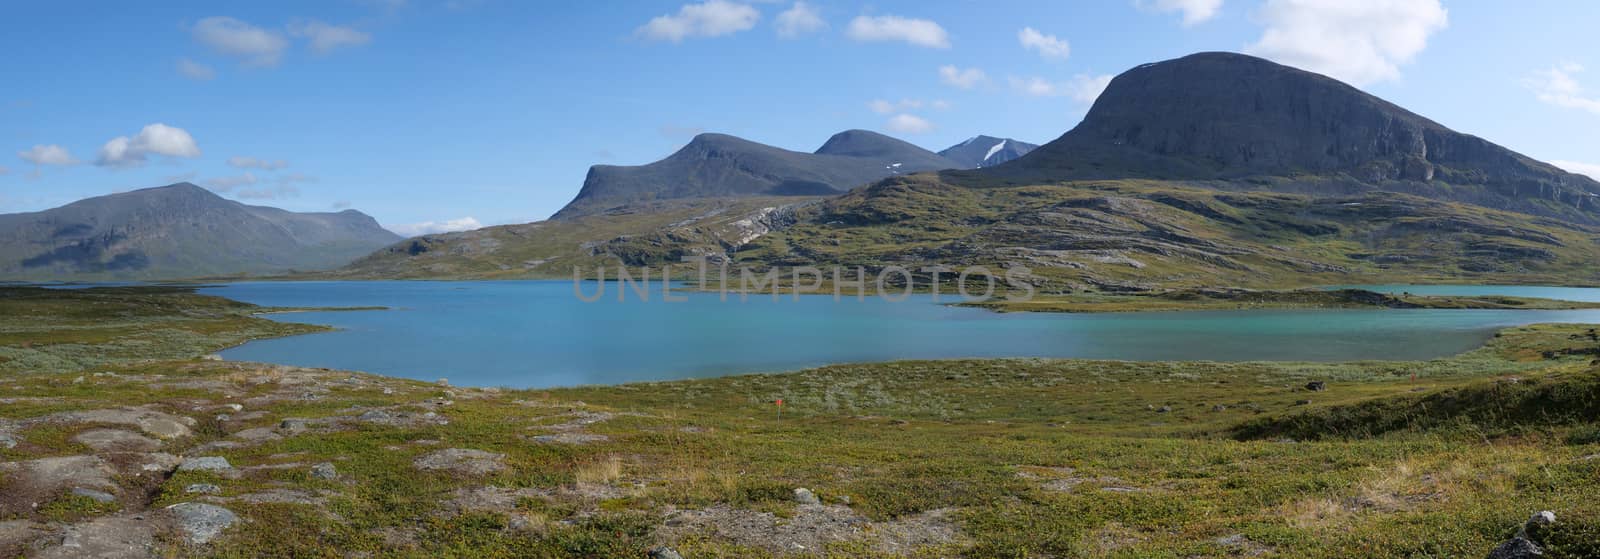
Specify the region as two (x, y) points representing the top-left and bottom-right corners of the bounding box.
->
(982, 52), (1600, 222)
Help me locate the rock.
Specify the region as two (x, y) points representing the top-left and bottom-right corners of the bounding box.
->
(0, 433), (16, 449)
(185, 484), (222, 494)
(221, 404), (244, 412)
(1156, 405), (1172, 413)
(278, 418), (309, 433)
(309, 462), (338, 480)
(794, 487), (821, 505)
(166, 502), (238, 545)
(436, 378), (449, 387)
(137, 453), (182, 473)
(52, 409), (194, 439)
(37, 516), (156, 559)
(648, 546), (685, 559)
(1520, 511), (1557, 546)
(1295, 399), (1312, 406)
(529, 433), (609, 445)
(1305, 381), (1327, 392)
(413, 448), (506, 476)
(178, 456), (233, 472)
(1484, 511), (1558, 558)
(357, 410), (393, 422)
(1524, 510), (1556, 535)
(1486, 537), (1543, 559)
(230, 427), (281, 443)
(73, 429), (161, 452)
(1211, 404), (1228, 412)
(70, 487), (117, 503)
(0, 455), (118, 512)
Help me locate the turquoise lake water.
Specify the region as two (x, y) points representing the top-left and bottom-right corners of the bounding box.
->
(204, 281), (1600, 388)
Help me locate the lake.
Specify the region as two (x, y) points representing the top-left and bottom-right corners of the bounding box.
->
(206, 281), (1600, 388)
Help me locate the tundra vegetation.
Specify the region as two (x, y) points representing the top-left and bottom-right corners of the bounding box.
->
(1, 286), (1598, 557)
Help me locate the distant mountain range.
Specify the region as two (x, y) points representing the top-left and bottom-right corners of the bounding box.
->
(970, 52), (1600, 223)
(337, 51), (1600, 289)
(937, 135), (1038, 168)
(0, 183), (398, 280)
(551, 129), (961, 219)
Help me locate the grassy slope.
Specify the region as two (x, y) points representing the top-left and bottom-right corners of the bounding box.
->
(0, 286), (327, 375)
(331, 176), (1600, 292)
(967, 288), (1600, 313)
(325, 197), (822, 280)
(2, 288), (1600, 557)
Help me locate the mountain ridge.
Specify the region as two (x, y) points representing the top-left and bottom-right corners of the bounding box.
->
(0, 183), (399, 280)
(966, 51), (1600, 222)
(938, 135), (1039, 168)
(551, 130), (960, 220)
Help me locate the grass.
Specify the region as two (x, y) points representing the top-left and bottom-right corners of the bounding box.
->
(330, 176), (1600, 294)
(0, 285), (338, 376)
(966, 287), (1600, 313)
(2, 287), (1600, 557)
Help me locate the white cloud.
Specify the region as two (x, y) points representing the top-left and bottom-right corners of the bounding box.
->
(776, 1), (826, 38)
(938, 65), (987, 89)
(390, 217), (484, 237)
(884, 114), (933, 134)
(1017, 27), (1070, 61)
(1137, 0), (1223, 26)
(192, 16), (289, 67)
(177, 58), (215, 80)
(638, 0), (760, 42)
(867, 98), (949, 114)
(1245, 0), (1447, 86)
(17, 144), (78, 166)
(1067, 74), (1114, 103)
(96, 123), (202, 168)
(846, 15), (949, 49)
(1552, 160), (1600, 181)
(1526, 63), (1600, 116)
(227, 156), (289, 170)
(289, 20), (372, 54)
(1009, 76), (1058, 97)
(1008, 74), (1114, 103)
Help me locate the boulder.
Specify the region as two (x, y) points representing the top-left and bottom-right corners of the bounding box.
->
(413, 449), (506, 476)
(1486, 537), (1542, 559)
(178, 456), (233, 472)
(166, 503), (239, 545)
(36, 516), (156, 559)
(72, 429), (161, 453)
(794, 487), (821, 505)
(309, 462), (338, 480)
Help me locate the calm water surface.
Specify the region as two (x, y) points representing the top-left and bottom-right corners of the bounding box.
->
(205, 281), (1600, 388)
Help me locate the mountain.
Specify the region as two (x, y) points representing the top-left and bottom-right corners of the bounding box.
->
(338, 51), (1600, 290)
(551, 130), (960, 219)
(0, 183), (400, 280)
(938, 135), (1039, 168)
(974, 52), (1600, 223)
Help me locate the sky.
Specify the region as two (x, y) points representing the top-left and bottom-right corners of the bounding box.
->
(3, 0), (1600, 235)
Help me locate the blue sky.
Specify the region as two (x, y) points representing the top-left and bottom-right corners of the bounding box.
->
(4, 0), (1600, 235)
